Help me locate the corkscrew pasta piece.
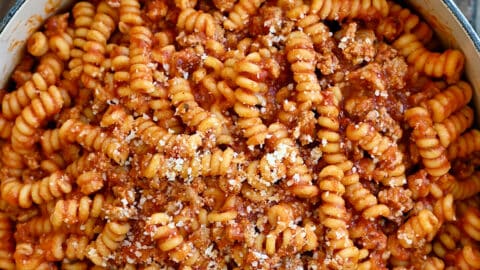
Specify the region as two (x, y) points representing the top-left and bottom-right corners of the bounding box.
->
(15, 216), (54, 239)
(433, 193), (455, 222)
(433, 222), (462, 258)
(50, 194), (106, 228)
(76, 171), (104, 195)
(11, 85), (64, 154)
(111, 44), (129, 82)
(397, 209), (440, 249)
(177, 8), (216, 39)
(40, 129), (63, 156)
(81, 1), (118, 91)
(447, 129), (480, 160)
(289, 7), (334, 49)
(462, 207), (480, 241)
(0, 115), (13, 139)
(142, 147), (242, 180)
(316, 92), (389, 218)
(13, 242), (54, 269)
(233, 52), (269, 146)
(421, 81), (473, 123)
(119, 0), (143, 33)
(456, 245), (480, 269)
(86, 221), (130, 266)
(265, 203), (294, 254)
(64, 234), (90, 261)
(27, 32), (49, 57)
(134, 117), (201, 156)
(1, 172), (72, 208)
(405, 107), (451, 177)
(246, 154), (286, 191)
(271, 220), (319, 256)
(419, 256), (445, 270)
(346, 180), (391, 219)
(318, 165), (359, 269)
(150, 99), (183, 132)
(265, 123), (319, 198)
(59, 119), (129, 165)
(392, 33), (465, 83)
(1, 144), (25, 177)
(129, 26), (155, 95)
(67, 2), (96, 80)
(433, 106), (474, 148)
(286, 31), (322, 112)
(310, 0), (389, 21)
(376, 2), (432, 43)
(223, 0), (265, 31)
(2, 53), (64, 120)
(437, 172), (480, 200)
(64, 152), (101, 179)
(0, 213), (14, 270)
(169, 77), (224, 136)
(346, 122), (406, 186)
(147, 213), (202, 266)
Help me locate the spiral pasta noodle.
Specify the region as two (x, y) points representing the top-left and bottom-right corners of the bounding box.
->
(285, 31), (322, 112)
(397, 209), (440, 249)
(0, 213), (14, 269)
(433, 106), (474, 148)
(376, 2), (433, 43)
(456, 245), (480, 269)
(129, 26), (155, 95)
(447, 129), (480, 160)
(1, 144), (25, 177)
(50, 194), (106, 228)
(64, 234), (90, 261)
(119, 0), (143, 33)
(432, 193), (456, 222)
(134, 117), (200, 155)
(405, 107), (451, 177)
(346, 122), (406, 186)
(13, 242), (53, 269)
(44, 14), (73, 62)
(86, 221), (130, 266)
(2, 53), (63, 120)
(223, 0), (265, 31)
(177, 8), (216, 39)
(169, 77), (224, 137)
(318, 165), (359, 269)
(437, 173), (480, 200)
(421, 81), (473, 123)
(233, 52), (269, 146)
(81, 1), (118, 92)
(393, 33), (465, 83)
(310, 0), (389, 21)
(147, 212), (202, 266)
(433, 222), (462, 258)
(265, 204), (294, 248)
(1, 172), (72, 208)
(266, 123), (319, 198)
(15, 216), (54, 238)
(67, 2), (96, 80)
(142, 147), (242, 180)
(59, 119), (129, 165)
(11, 85), (64, 154)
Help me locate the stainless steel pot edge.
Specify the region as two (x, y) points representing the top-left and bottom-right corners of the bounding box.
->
(0, 0), (26, 34)
(444, 0), (480, 52)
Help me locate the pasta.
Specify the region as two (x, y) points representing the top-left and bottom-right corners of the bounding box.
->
(67, 2), (96, 80)
(0, 0), (479, 268)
